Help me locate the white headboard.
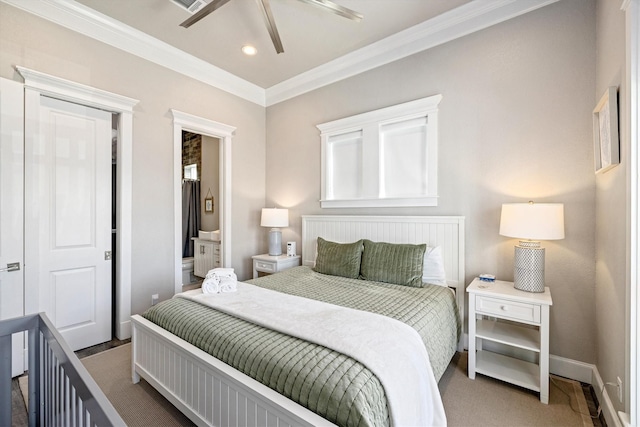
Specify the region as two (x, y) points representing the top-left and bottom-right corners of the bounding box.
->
(301, 215), (465, 349)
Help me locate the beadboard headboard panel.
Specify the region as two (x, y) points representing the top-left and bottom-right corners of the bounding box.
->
(301, 215), (465, 349)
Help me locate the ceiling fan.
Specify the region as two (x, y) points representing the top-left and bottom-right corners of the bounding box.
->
(178, 0), (363, 54)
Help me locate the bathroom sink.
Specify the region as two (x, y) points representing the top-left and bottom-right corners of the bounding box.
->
(199, 230), (220, 241)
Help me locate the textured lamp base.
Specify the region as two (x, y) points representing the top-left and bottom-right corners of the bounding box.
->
(268, 228), (282, 256)
(513, 242), (545, 293)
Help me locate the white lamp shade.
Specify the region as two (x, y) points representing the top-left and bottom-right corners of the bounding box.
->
(500, 203), (565, 240)
(261, 208), (289, 228)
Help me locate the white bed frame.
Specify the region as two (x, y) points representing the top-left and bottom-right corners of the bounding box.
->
(131, 215), (465, 427)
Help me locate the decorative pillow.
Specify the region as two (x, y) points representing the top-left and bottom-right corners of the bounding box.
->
(359, 240), (426, 287)
(313, 238), (364, 279)
(423, 246), (447, 286)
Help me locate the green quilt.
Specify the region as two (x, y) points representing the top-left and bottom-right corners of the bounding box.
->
(143, 266), (460, 427)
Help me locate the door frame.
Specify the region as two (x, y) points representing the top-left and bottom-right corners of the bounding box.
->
(624, 0), (640, 425)
(17, 66), (139, 340)
(171, 109), (235, 295)
(0, 77), (26, 375)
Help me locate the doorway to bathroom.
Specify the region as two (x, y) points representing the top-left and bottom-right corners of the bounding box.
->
(181, 131), (221, 289)
(171, 109), (235, 295)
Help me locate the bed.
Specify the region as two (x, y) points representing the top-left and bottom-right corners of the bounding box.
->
(131, 215), (465, 427)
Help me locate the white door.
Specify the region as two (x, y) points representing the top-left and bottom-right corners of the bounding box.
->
(0, 77), (25, 376)
(25, 95), (112, 351)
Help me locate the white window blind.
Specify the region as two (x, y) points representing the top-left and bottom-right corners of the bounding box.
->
(317, 95), (441, 208)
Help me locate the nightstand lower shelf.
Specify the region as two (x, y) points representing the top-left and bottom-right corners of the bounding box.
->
(476, 319), (541, 352)
(475, 350), (540, 392)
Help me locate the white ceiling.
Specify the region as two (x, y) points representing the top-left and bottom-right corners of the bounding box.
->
(3, 0), (558, 105)
(74, 0), (470, 89)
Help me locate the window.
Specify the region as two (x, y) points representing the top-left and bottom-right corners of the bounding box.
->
(184, 163), (198, 180)
(317, 94), (442, 208)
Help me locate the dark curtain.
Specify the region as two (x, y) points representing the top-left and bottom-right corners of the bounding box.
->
(182, 180), (201, 257)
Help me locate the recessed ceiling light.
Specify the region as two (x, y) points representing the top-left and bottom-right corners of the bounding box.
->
(242, 45), (258, 56)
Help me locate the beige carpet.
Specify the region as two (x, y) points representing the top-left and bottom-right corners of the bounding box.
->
(80, 344), (194, 426)
(439, 352), (593, 426)
(21, 344), (593, 426)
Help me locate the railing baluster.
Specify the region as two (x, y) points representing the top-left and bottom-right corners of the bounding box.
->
(28, 325), (39, 427)
(0, 314), (124, 426)
(0, 334), (12, 427)
(46, 342), (51, 426)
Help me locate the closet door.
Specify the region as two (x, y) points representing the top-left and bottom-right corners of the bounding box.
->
(25, 93), (112, 351)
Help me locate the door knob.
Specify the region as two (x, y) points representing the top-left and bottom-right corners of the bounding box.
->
(0, 262), (20, 272)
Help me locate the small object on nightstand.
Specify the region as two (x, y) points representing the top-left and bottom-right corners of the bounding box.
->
(478, 274), (495, 282)
(286, 241), (296, 256)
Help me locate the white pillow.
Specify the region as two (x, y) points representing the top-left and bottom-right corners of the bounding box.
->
(423, 246), (447, 286)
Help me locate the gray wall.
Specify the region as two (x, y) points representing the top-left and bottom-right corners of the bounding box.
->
(595, 0), (627, 413)
(265, 0), (598, 362)
(0, 3), (266, 315)
(201, 135), (220, 232)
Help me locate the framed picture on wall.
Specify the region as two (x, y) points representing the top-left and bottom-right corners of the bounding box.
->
(593, 86), (619, 174)
(205, 189), (214, 214)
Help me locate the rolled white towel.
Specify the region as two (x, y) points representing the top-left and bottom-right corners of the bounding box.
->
(202, 276), (221, 294)
(219, 276), (237, 293)
(207, 267), (235, 279)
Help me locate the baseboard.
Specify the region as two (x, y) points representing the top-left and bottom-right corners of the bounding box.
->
(549, 354), (594, 384)
(592, 366), (624, 427)
(618, 411), (631, 427)
(116, 319), (131, 340)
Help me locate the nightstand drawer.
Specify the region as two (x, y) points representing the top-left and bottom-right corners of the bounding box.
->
(255, 261), (275, 273)
(475, 295), (541, 323)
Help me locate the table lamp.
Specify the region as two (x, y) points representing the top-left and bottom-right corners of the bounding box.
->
(261, 208), (289, 256)
(499, 201), (565, 292)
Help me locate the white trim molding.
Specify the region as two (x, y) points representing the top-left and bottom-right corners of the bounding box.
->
(2, 0), (264, 106)
(171, 109), (235, 296)
(2, 0), (558, 107)
(318, 95), (442, 208)
(622, 1), (640, 426)
(266, 0), (559, 106)
(593, 364), (625, 427)
(16, 66), (139, 341)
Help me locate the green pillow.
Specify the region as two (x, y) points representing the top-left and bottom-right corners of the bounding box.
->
(360, 240), (426, 287)
(313, 237), (364, 279)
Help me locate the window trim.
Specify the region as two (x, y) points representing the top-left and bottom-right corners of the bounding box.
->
(317, 94), (442, 208)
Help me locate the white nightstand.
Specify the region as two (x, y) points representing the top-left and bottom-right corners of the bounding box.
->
(467, 278), (553, 403)
(252, 254), (301, 279)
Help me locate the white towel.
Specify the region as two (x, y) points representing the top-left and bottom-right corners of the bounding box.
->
(201, 275), (221, 294)
(219, 276), (237, 293)
(203, 268), (237, 294)
(206, 268), (235, 279)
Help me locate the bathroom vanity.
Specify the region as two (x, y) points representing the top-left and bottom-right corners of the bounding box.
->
(192, 238), (221, 278)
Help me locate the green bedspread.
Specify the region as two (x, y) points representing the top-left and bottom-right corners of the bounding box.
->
(142, 266), (460, 427)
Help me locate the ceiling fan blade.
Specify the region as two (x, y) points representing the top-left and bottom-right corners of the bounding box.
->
(256, 0), (284, 54)
(180, 0), (233, 28)
(298, 0), (363, 22)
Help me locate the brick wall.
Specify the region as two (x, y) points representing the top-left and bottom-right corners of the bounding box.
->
(182, 131), (201, 179)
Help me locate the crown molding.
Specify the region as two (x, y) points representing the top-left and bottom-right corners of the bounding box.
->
(265, 0), (559, 106)
(2, 0), (266, 106)
(2, 0), (558, 107)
